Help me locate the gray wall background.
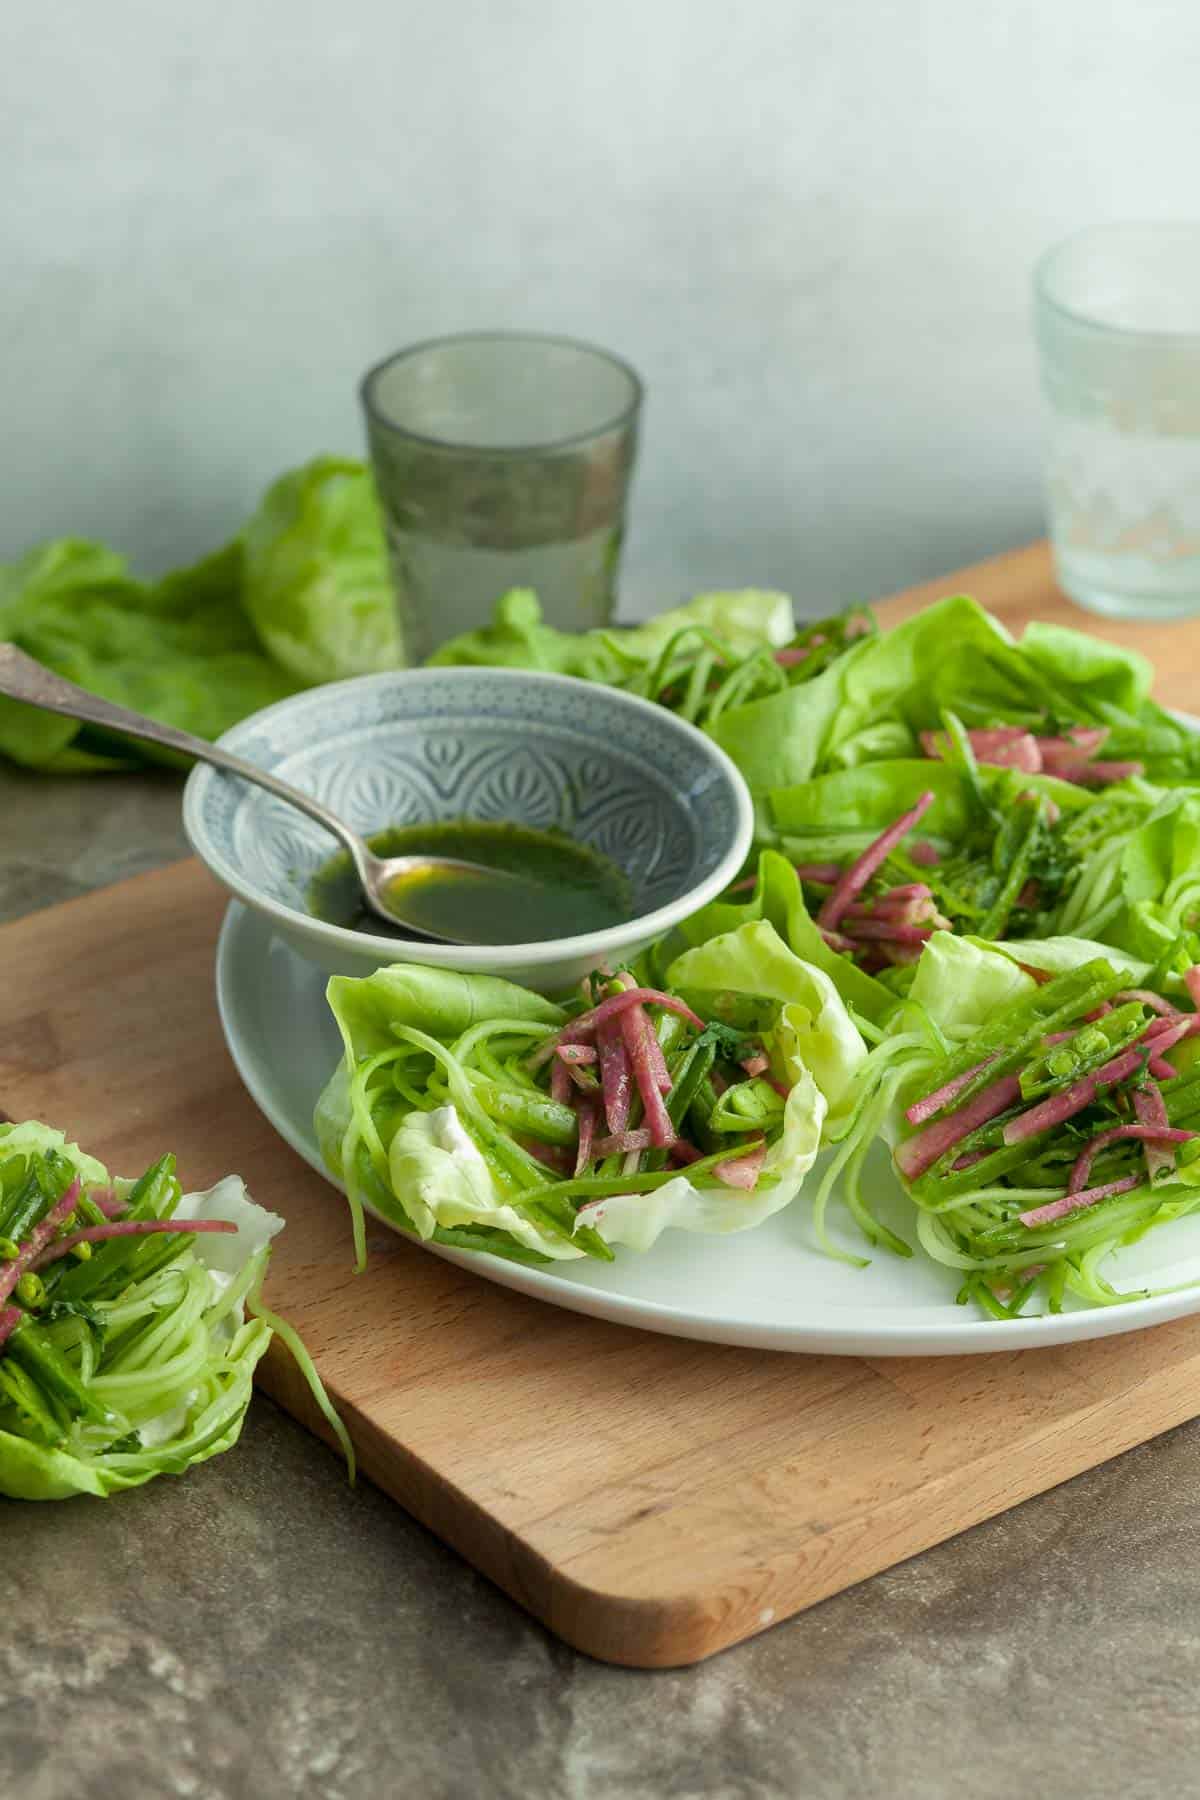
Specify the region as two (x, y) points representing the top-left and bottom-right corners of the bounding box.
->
(6, 0), (1200, 618)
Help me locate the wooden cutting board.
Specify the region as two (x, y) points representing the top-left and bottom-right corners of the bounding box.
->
(5, 541), (1200, 1670)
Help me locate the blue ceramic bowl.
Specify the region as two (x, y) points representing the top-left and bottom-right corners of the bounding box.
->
(182, 667), (754, 991)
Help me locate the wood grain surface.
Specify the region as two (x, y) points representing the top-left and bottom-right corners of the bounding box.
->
(4, 541), (1200, 1669)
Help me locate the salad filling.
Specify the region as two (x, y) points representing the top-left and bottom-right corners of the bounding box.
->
(820, 934), (1200, 1316)
(0, 1122), (351, 1499)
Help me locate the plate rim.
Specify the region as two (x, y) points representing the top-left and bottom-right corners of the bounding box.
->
(215, 899), (1200, 1356)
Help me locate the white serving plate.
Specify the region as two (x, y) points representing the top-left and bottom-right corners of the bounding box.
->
(216, 900), (1200, 1356)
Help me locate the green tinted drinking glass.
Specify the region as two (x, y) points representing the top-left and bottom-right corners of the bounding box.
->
(361, 332), (643, 660)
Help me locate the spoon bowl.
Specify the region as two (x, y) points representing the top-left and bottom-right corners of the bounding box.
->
(357, 852), (549, 944)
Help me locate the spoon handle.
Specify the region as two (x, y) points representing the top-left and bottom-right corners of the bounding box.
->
(0, 644), (363, 861)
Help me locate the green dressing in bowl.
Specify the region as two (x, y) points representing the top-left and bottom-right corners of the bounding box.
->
(307, 820), (632, 945)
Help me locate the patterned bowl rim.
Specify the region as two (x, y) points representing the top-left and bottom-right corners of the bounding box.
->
(182, 665), (755, 970)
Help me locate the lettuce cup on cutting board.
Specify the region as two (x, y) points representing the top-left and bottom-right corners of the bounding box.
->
(0, 1122), (350, 1499)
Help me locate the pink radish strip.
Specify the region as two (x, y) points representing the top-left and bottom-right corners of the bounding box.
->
(1016, 879), (1040, 910)
(1133, 1085), (1178, 1184)
(1019, 1173), (1144, 1228)
(728, 876), (757, 894)
(555, 1043), (598, 1065)
(1068, 1124), (1198, 1194)
(792, 862), (844, 884)
(910, 840), (940, 867)
(1186, 966), (1200, 1009)
(877, 883), (933, 901)
(971, 731), (1041, 771)
(907, 1054), (999, 1127)
(741, 1054), (769, 1078)
(820, 927), (856, 952)
(1149, 1055), (1177, 1079)
(818, 791), (936, 931)
(876, 942), (923, 967)
(522, 1139), (571, 1175)
(562, 1059), (599, 1095)
(596, 1020), (633, 1136)
(767, 1077), (790, 1099)
(594, 1128), (656, 1157)
(0, 1305), (24, 1352)
(574, 1099), (598, 1176)
(0, 1179), (81, 1305)
(620, 1007), (677, 1146)
(1001, 1035), (1177, 1147)
(1083, 1003), (1113, 1022)
(895, 1075), (1023, 1179)
(532, 1023), (591, 1068)
(85, 1186), (129, 1217)
(950, 1149), (990, 1172)
(1145, 1016), (1200, 1045)
(713, 1141), (768, 1189)
(528, 988), (707, 1067)
(1070, 760), (1144, 786)
(549, 1055), (571, 1105)
(1036, 727), (1109, 775)
(841, 919), (933, 945)
(844, 897), (929, 924)
(639, 1017), (673, 1094)
(921, 727), (1042, 772)
(921, 726), (1027, 755)
(669, 1139), (704, 1165)
(1114, 990), (1180, 1016)
(843, 895), (936, 928)
(30, 1217), (237, 1272)
(774, 647), (810, 666)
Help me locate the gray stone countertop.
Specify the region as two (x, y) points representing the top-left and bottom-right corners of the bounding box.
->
(3, 763), (1199, 1800)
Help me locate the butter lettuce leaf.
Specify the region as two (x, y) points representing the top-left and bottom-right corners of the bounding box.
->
(242, 456), (400, 682)
(326, 962), (564, 1060)
(905, 931), (1036, 1041)
(0, 537), (299, 770)
(710, 592), (1200, 796)
(666, 918), (868, 1126)
(672, 849), (898, 1027)
(0, 456), (398, 773)
(428, 586), (795, 679)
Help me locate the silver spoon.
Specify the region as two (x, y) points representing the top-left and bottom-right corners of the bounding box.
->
(0, 644), (534, 945)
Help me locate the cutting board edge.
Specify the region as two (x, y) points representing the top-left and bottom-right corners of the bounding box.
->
(256, 1341), (718, 1668)
(258, 1322), (1200, 1669)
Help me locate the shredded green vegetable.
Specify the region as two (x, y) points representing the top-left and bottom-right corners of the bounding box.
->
(0, 1123), (351, 1499)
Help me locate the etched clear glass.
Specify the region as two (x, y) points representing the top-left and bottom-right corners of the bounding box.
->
(361, 333), (642, 660)
(1035, 222), (1200, 619)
